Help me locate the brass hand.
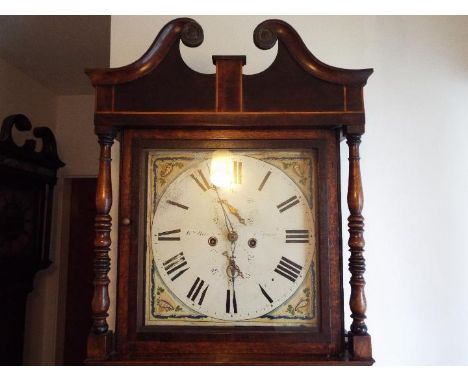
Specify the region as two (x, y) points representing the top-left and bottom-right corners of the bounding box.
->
(220, 199), (246, 225)
(208, 166), (244, 291)
(212, 184), (236, 236)
(222, 251), (244, 282)
(212, 185), (240, 282)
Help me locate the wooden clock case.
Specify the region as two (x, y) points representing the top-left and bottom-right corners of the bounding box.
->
(85, 18), (373, 365)
(0, 114), (64, 365)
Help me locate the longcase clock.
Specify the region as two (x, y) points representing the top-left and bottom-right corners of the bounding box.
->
(0, 114), (64, 365)
(85, 18), (374, 365)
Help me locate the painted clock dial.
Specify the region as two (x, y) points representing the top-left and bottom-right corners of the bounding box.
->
(150, 153), (316, 322)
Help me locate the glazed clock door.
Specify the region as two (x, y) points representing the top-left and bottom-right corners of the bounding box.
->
(118, 129), (347, 362)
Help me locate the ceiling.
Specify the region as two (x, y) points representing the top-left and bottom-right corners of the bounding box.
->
(0, 16), (110, 95)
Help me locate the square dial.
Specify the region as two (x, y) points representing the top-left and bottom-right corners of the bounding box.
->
(145, 148), (319, 327)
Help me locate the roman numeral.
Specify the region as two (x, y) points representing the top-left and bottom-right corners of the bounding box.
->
(186, 277), (209, 305)
(274, 256), (303, 282)
(285, 229), (309, 243)
(163, 252), (189, 281)
(166, 200), (189, 210)
(276, 195), (300, 213)
(190, 169), (211, 191)
(258, 170), (272, 191)
(226, 289), (238, 314)
(259, 284), (273, 304)
(158, 229), (181, 241)
(233, 161), (242, 184)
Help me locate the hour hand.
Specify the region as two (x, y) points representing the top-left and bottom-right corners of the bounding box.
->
(221, 199), (246, 225)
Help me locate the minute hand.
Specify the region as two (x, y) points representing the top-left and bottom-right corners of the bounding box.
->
(212, 185), (236, 235)
(221, 199), (246, 225)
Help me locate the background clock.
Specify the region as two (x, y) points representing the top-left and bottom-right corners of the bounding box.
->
(0, 186), (37, 258)
(85, 18), (373, 364)
(0, 114), (64, 365)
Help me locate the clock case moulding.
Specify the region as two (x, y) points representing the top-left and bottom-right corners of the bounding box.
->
(85, 17), (373, 365)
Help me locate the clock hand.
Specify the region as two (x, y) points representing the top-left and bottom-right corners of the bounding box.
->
(212, 184), (236, 237)
(204, 162), (242, 240)
(208, 165), (244, 291)
(223, 251), (244, 282)
(220, 199), (246, 225)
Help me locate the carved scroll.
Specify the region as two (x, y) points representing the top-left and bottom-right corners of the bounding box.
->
(0, 114), (64, 170)
(253, 19), (373, 86)
(86, 18), (204, 86)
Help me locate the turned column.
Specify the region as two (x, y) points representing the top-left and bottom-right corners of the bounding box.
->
(87, 129), (116, 360)
(345, 127), (372, 360)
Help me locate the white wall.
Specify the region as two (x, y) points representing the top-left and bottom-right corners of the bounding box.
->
(0, 57), (57, 147)
(54, 95), (98, 177)
(0, 57), (56, 128)
(110, 16), (468, 365)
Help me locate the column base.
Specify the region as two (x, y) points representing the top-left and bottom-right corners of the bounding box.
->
(86, 331), (114, 361)
(348, 332), (373, 361)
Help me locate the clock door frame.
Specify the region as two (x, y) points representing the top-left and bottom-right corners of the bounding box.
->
(85, 18), (373, 365)
(114, 131), (342, 362)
